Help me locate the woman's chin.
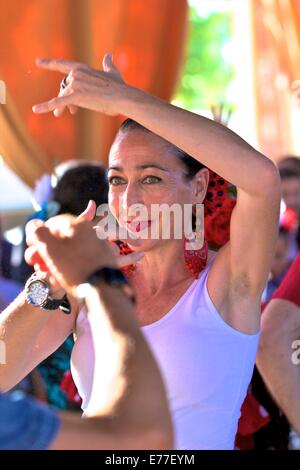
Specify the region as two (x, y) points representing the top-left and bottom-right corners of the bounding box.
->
(126, 237), (160, 252)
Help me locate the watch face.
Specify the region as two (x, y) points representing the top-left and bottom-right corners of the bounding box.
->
(26, 280), (49, 307)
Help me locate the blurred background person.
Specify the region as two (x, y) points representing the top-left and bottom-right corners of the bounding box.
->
(262, 227), (291, 302)
(0, 218), (22, 305)
(256, 251), (300, 449)
(278, 156), (300, 261)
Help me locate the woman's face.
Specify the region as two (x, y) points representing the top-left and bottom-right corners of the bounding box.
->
(108, 130), (208, 251)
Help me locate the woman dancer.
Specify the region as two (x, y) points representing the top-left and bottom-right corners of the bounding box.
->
(0, 54), (280, 449)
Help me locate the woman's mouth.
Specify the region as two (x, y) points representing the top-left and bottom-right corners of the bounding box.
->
(125, 220), (152, 234)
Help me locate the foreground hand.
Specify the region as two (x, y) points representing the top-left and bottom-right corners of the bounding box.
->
(32, 53), (126, 117)
(25, 204), (144, 293)
(27, 216), (117, 292)
(25, 200), (97, 274)
(26, 201), (143, 271)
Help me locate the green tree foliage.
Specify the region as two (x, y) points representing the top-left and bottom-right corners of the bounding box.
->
(174, 7), (234, 110)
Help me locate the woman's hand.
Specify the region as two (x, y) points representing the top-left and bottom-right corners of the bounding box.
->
(32, 53), (127, 117)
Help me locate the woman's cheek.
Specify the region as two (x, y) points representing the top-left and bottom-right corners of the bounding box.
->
(108, 192), (121, 219)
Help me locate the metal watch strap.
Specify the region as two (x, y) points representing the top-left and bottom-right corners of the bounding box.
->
(42, 295), (65, 311)
(59, 295), (71, 314)
(26, 272), (71, 314)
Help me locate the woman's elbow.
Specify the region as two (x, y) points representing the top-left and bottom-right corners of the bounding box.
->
(260, 159), (281, 197)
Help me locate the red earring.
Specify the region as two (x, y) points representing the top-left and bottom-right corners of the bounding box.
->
(116, 241), (135, 278)
(116, 239), (208, 280)
(184, 238), (208, 279)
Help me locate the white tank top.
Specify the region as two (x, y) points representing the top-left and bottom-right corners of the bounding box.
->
(71, 260), (260, 450)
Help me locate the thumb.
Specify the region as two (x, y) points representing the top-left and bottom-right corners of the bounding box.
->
(102, 53), (123, 81)
(102, 53), (114, 73)
(77, 200), (97, 222)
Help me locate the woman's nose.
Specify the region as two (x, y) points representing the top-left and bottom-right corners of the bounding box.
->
(122, 183), (143, 211)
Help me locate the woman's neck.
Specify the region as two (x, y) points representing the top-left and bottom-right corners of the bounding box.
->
(133, 240), (192, 295)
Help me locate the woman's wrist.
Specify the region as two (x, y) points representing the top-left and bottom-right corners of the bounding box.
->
(32, 271), (66, 300)
(51, 285), (67, 300)
(119, 85), (151, 118)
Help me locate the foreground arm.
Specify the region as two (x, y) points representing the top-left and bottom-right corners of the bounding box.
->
(28, 216), (173, 450)
(0, 293), (77, 392)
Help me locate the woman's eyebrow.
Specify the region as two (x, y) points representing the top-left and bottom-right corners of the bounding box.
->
(137, 164), (168, 172)
(108, 164), (168, 172)
(108, 165), (122, 172)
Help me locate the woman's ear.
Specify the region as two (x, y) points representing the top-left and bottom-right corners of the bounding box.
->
(194, 168), (210, 203)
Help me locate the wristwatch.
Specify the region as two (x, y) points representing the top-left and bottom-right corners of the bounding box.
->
(76, 267), (133, 301)
(25, 273), (71, 314)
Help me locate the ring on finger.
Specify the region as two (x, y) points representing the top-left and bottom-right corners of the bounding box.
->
(60, 76), (69, 91)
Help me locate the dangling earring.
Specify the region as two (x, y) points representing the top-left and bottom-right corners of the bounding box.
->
(184, 200), (208, 278)
(115, 240), (135, 278)
(184, 238), (208, 279)
(116, 236), (208, 280)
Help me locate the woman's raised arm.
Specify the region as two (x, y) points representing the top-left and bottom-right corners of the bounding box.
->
(33, 54), (281, 333)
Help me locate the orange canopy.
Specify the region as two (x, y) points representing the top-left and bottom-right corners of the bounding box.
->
(251, 0), (300, 160)
(0, 0), (188, 187)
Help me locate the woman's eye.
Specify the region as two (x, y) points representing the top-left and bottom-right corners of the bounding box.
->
(109, 176), (126, 186)
(142, 176), (161, 184)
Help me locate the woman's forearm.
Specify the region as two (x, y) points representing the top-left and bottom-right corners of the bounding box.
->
(0, 293), (52, 390)
(0, 293), (60, 391)
(121, 86), (278, 196)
